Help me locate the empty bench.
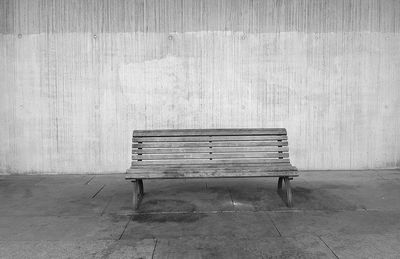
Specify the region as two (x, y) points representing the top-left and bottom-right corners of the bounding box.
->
(126, 128), (298, 210)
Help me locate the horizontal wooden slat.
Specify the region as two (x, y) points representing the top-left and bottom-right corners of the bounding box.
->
(133, 141), (288, 148)
(131, 158), (290, 165)
(133, 135), (287, 142)
(126, 168), (298, 179)
(128, 128), (297, 179)
(132, 146), (289, 154)
(130, 164), (297, 170)
(132, 152), (289, 160)
(133, 128), (287, 137)
(127, 168), (297, 174)
(128, 165), (296, 171)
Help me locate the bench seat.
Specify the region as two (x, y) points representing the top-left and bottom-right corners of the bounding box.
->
(126, 164), (298, 179)
(126, 128), (298, 209)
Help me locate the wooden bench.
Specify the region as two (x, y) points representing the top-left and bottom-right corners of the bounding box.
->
(126, 128), (298, 210)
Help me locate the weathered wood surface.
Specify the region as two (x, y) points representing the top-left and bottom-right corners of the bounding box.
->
(130, 164), (297, 170)
(133, 135), (287, 142)
(128, 128), (297, 173)
(129, 128), (295, 167)
(133, 128), (287, 137)
(126, 170), (299, 180)
(128, 164), (297, 171)
(131, 158), (291, 165)
(129, 163), (295, 169)
(132, 152), (289, 160)
(127, 128), (298, 208)
(133, 141), (289, 148)
(132, 146), (289, 154)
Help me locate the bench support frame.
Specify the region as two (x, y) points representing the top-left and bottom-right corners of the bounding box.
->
(131, 179), (144, 209)
(130, 176), (295, 210)
(277, 176), (293, 207)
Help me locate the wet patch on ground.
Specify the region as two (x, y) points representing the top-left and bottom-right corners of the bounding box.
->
(138, 199), (197, 213)
(293, 186), (360, 210)
(228, 186), (269, 203)
(132, 212), (206, 223)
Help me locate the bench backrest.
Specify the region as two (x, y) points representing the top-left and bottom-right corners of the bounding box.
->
(131, 128), (292, 167)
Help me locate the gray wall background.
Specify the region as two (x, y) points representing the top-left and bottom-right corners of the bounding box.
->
(0, 0), (399, 174)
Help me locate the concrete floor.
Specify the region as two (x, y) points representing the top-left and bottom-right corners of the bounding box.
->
(0, 170), (400, 258)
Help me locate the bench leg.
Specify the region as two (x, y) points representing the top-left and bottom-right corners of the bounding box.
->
(132, 180), (140, 210)
(138, 179), (144, 196)
(283, 177), (293, 208)
(277, 177), (283, 190)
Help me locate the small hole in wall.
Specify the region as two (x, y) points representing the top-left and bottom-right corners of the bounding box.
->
(241, 34), (246, 40)
(93, 34), (97, 39)
(168, 35), (173, 40)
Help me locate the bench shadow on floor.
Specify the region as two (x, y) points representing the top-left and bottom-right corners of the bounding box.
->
(126, 177), (361, 214)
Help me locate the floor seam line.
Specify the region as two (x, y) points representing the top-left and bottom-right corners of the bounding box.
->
(118, 215), (132, 240)
(318, 235), (339, 259)
(267, 213), (282, 237)
(84, 176), (95, 185)
(91, 184), (105, 199)
(100, 196), (113, 216)
(151, 238), (158, 259)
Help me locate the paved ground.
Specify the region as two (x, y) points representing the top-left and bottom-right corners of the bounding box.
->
(0, 170), (400, 258)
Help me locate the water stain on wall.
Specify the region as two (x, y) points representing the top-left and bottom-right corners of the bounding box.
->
(0, 0), (399, 173)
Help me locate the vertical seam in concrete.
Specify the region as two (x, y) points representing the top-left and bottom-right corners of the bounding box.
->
(118, 215), (132, 240)
(151, 238), (158, 259)
(318, 235), (339, 259)
(267, 213), (282, 237)
(227, 188), (235, 210)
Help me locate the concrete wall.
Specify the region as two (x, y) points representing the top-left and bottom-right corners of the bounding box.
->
(0, 0), (399, 174)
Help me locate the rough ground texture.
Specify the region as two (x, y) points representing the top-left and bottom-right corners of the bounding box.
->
(0, 170), (400, 258)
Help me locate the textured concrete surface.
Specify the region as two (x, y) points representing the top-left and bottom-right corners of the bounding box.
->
(0, 170), (400, 258)
(1, 0), (400, 174)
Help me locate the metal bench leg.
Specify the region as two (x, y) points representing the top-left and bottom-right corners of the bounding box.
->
(131, 180), (140, 210)
(138, 179), (144, 196)
(283, 177), (293, 208)
(277, 177), (283, 190)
